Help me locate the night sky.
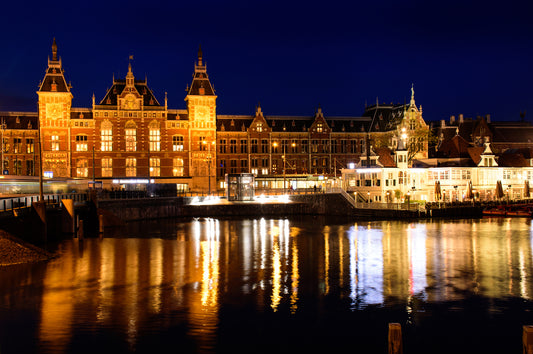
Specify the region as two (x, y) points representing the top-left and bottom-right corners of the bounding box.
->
(1, 0), (532, 123)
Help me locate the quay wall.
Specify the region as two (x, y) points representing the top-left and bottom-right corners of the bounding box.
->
(96, 193), (476, 223)
(96, 193), (359, 223)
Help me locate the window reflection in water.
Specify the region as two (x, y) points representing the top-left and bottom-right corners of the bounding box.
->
(28, 218), (533, 352)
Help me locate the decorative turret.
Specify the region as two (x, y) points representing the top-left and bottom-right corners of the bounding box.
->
(38, 38), (71, 94)
(409, 84), (416, 108)
(51, 38), (58, 61)
(184, 46), (217, 192)
(187, 45), (215, 96)
(37, 38), (73, 178)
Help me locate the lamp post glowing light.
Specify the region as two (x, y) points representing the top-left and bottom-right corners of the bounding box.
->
(203, 140), (215, 195)
(273, 141), (290, 191)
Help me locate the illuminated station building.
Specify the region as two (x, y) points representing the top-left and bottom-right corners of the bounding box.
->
(1, 40), (533, 202)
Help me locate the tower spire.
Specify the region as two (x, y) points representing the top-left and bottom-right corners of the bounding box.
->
(410, 83), (416, 107)
(198, 45), (203, 66)
(52, 38), (58, 61)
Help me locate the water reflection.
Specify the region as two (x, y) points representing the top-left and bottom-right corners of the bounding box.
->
(1, 217), (533, 353)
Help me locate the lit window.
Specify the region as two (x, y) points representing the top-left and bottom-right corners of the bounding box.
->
(76, 159), (88, 177)
(13, 138), (22, 154)
(51, 135), (60, 151)
(173, 135), (184, 152)
(101, 158), (112, 177)
(126, 158), (136, 177)
(101, 121), (113, 151)
(150, 157), (160, 177)
(125, 121), (136, 152)
(173, 158), (184, 176)
(26, 139), (34, 154)
(76, 135), (88, 151)
(149, 121), (160, 152)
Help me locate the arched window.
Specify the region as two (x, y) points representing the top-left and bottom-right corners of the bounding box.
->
(150, 157), (160, 177)
(101, 158), (112, 177)
(125, 121), (136, 152)
(76, 159), (88, 177)
(126, 157), (136, 177)
(149, 120), (160, 152)
(101, 120), (113, 151)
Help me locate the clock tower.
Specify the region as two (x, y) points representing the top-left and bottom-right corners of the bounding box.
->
(37, 38), (73, 177)
(185, 46), (217, 192)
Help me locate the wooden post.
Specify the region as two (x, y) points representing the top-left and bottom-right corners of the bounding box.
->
(99, 214), (104, 234)
(524, 326), (533, 354)
(61, 199), (75, 234)
(78, 219), (84, 239)
(32, 201), (47, 243)
(388, 323), (403, 354)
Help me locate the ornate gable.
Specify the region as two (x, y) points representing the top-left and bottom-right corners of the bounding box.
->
(250, 106), (270, 133)
(310, 107), (330, 133)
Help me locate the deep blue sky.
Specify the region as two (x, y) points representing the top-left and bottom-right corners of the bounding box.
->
(1, 0), (532, 123)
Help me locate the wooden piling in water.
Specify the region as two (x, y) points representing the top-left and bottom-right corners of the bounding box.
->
(388, 323), (403, 354)
(78, 219), (84, 239)
(99, 214), (104, 234)
(524, 326), (533, 354)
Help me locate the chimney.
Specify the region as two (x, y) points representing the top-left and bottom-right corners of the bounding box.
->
(486, 114), (491, 123)
(459, 114), (464, 123)
(450, 115), (455, 124)
(441, 119), (445, 128)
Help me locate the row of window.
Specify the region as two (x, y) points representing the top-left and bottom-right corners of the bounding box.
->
(75, 158), (185, 178)
(94, 112), (165, 118)
(1, 138), (35, 154)
(0, 159), (34, 175)
(230, 139), (367, 154)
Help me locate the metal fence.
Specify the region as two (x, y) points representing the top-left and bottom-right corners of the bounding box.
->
(0, 193), (88, 212)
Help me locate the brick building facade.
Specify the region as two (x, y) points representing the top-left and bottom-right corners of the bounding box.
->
(0, 40), (429, 192)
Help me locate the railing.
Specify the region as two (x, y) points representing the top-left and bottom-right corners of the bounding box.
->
(0, 193), (88, 212)
(352, 201), (422, 211)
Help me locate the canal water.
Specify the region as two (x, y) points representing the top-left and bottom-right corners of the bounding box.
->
(1, 216), (532, 353)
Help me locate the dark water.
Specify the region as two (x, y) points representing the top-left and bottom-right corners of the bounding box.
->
(1, 216), (533, 353)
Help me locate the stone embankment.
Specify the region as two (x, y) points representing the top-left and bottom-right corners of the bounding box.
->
(0, 231), (53, 266)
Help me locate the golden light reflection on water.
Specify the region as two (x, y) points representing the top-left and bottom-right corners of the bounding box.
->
(27, 218), (533, 351)
(270, 238), (281, 311)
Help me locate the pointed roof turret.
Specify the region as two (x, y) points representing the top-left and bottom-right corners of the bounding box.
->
(38, 38), (71, 93)
(186, 46), (215, 96)
(255, 102), (263, 116)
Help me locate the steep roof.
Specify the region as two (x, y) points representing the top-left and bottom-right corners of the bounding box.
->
(98, 79), (161, 107)
(38, 39), (71, 94)
(362, 104), (407, 132)
(375, 147), (396, 167)
(0, 112), (38, 130)
(187, 46), (215, 96)
(437, 134), (471, 158)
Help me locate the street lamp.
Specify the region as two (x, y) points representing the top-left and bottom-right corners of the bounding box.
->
(273, 141), (286, 191)
(1, 118), (5, 174)
(203, 140), (215, 195)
